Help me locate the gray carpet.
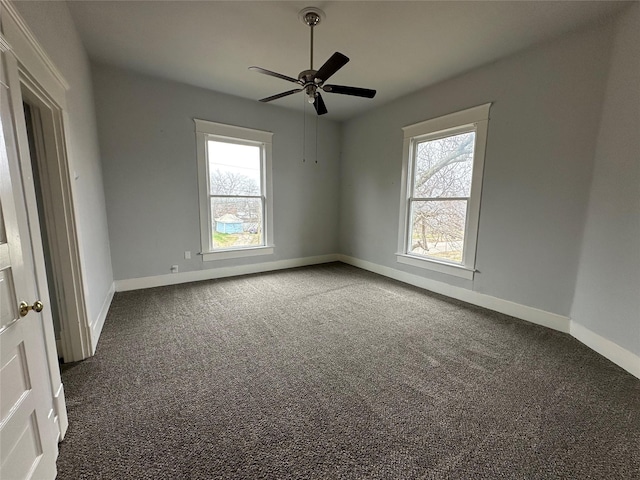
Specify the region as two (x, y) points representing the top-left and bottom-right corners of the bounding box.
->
(57, 263), (640, 479)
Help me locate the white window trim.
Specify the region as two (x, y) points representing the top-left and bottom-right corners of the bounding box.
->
(397, 103), (491, 280)
(195, 119), (274, 262)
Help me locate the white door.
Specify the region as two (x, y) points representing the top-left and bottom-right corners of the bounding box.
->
(0, 46), (58, 479)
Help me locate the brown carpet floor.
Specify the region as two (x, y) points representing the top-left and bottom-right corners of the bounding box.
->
(57, 263), (640, 479)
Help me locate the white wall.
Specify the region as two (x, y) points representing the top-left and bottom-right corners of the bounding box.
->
(571, 4), (640, 357)
(339, 19), (614, 318)
(91, 64), (341, 281)
(13, 1), (114, 328)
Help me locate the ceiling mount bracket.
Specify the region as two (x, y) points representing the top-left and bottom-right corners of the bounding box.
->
(298, 7), (325, 27)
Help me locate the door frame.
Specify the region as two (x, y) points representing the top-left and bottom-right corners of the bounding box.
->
(20, 74), (92, 364)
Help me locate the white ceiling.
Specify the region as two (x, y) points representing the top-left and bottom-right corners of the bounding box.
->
(66, 1), (628, 121)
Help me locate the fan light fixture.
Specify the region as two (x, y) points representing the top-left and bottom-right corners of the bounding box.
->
(249, 7), (376, 116)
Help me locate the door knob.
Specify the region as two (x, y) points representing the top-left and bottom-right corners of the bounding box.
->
(19, 300), (44, 317)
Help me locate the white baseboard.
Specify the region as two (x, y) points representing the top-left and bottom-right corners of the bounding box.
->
(570, 322), (640, 379)
(114, 254), (340, 292)
(90, 282), (115, 354)
(337, 254), (571, 333)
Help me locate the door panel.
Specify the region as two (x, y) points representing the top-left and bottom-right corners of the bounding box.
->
(0, 341), (30, 422)
(0, 44), (57, 479)
(0, 266), (17, 327)
(2, 411), (43, 480)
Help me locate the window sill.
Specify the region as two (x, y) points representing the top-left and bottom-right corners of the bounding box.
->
(201, 246), (274, 262)
(396, 254), (475, 280)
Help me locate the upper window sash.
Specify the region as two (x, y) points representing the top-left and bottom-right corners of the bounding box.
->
(408, 125), (477, 201)
(205, 136), (266, 198)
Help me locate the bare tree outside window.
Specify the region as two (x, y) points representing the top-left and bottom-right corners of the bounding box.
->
(409, 131), (475, 262)
(210, 170), (260, 197)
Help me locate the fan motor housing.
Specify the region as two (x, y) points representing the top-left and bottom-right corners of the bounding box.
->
(298, 69), (318, 85)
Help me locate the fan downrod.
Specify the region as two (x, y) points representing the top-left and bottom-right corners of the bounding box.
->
(299, 7), (325, 71)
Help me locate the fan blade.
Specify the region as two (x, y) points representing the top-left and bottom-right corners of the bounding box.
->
(249, 66), (300, 84)
(323, 84), (376, 98)
(313, 93), (328, 115)
(259, 89), (302, 102)
(315, 52), (349, 82)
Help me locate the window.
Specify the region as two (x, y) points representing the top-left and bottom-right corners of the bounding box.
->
(397, 104), (491, 279)
(195, 119), (273, 261)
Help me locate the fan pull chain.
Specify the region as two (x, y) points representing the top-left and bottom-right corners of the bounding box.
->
(302, 98), (306, 162)
(315, 111), (318, 164)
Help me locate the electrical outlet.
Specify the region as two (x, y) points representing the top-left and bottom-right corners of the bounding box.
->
(170, 265), (179, 273)
(184, 251), (191, 259)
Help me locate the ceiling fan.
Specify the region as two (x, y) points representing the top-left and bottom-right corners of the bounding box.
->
(249, 7), (376, 116)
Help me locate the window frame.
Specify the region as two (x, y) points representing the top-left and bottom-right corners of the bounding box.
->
(397, 104), (491, 280)
(195, 119), (274, 262)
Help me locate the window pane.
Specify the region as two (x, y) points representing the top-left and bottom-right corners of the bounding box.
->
(409, 200), (467, 263)
(211, 197), (263, 249)
(208, 140), (261, 196)
(413, 131), (475, 198)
